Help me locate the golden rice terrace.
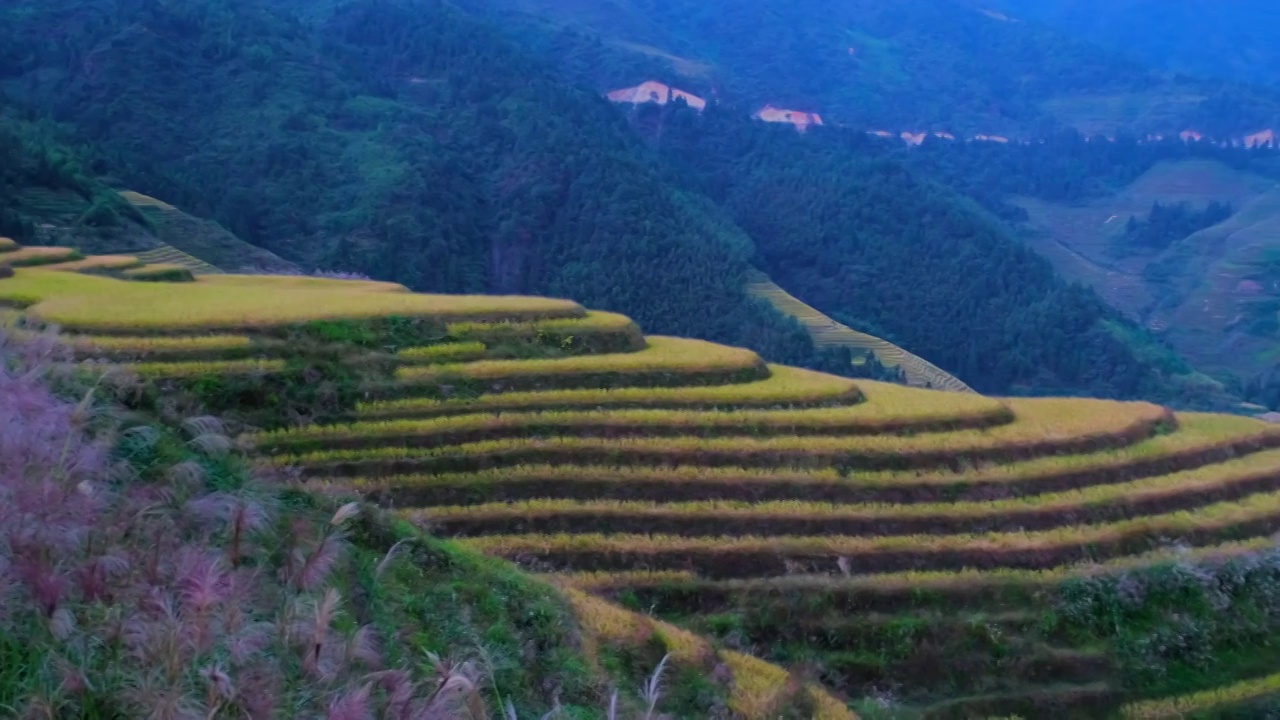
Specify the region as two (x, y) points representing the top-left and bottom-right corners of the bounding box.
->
(5, 241), (1280, 719)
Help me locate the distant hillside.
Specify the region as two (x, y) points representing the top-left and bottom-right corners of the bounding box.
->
(993, 0), (1280, 89)
(644, 105), (1227, 402)
(1009, 159), (1280, 382)
(458, 0), (1280, 136)
(746, 271), (973, 392)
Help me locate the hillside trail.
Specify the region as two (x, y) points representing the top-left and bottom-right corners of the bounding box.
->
(745, 270), (973, 392)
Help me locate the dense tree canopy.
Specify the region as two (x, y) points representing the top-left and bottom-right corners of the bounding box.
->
(0, 0), (833, 369)
(648, 107), (1216, 399)
(0, 0), (1253, 404)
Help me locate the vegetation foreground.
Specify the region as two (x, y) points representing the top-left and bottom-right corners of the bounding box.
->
(7, 248), (1280, 718)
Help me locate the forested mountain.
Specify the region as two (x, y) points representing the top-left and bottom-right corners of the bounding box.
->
(993, 0), (1280, 89)
(0, 0), (838, 372)
(457, 0), (1280, 136)
(892, 125), (1280, 400)
(0, 0), (1248, 404)
(637, 105), (1227, 401)
(0, 110), (143, 243)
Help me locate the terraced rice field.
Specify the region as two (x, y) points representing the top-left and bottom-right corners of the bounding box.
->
(0, 245), (81, 267)
(249, 317), (1280, 716)
(41, 255), (145, 273)
(134, 243), (224, 275)
(0, 240), (202, 282)
(0, 268), (583, 332)
(746, 271), (972, 393)
(10, 256), (1280, 718)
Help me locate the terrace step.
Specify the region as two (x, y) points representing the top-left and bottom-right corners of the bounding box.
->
(40, 255), (144, 273)
(815, 645), (1111, 700)
(122, 263), (197, 282)
(2, 246), (80, 267)
(343, 414), (1280, 507)
(59, 333), (266, 361)
(279, 398), (1168, 478)
(387, 336), (769, 394)
(356, 364), (864, 419)
(568, 538), (1277, 616)
(688, 609), (1046, 652)
(1, 269), (585, 333)
(134, 244), (224, 275)
(463, 489), (1280, 578)
(253, 395), (1014, 455)
(444, 311), (646, 355)
(408, 448), (1280, 538)
(919, 682), (1121, 720)
(113, 358), (290, 379)
(1122, 669), (1280, 719)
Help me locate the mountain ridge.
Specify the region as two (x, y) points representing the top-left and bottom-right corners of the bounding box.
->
(462, 0), (1280, 136)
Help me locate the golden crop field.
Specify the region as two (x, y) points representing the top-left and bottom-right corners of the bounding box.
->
(397, 341), (489, 364)
(252, 395), (1014, 453)
(124, 358), (288, 379)
(2, 246), (81, 267)
(120, 263), (197, 282)
(19, 240), (1280, 718)
(275, 398), (1168, 475)
(1, 268), (585, 332)
(1123, 671), (1280, 719)
(42, 255), (144, 273)
(200, 273), (409, 293)
(461, 487), (1280, 566)
(447, 310), (642, 339)
(412, 449), (1280, 530)
(358, 364), (863, 418)
(395, 335), (765, 385)
(559, 537), (1279, 595)
(62, 333), (261, 360)
(336, 415), (1280, 509)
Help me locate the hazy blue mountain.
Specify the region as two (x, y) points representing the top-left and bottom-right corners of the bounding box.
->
(993, 0), (1280, 88)
(457, 0), (1280, 136)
